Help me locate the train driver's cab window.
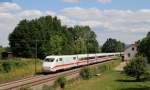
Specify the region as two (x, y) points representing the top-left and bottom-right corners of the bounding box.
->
(45, 58), (55, 62)
(59, 58), (62, 61)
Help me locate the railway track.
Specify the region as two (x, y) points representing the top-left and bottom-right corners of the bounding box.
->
(0, 56), (118, 90)
(0, 68), (81, 90)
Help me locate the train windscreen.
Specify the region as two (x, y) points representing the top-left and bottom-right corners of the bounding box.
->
(45, 58), (55, 62)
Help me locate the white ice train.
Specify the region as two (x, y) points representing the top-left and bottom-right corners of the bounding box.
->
(42, 53), (122, 72)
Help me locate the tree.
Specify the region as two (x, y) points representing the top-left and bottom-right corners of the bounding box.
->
(101, 38), (124, 53)
(74, 37), (87, 54)
(138, 32), (150, 62)
(9, 16), (100, 59)
(55, 76), (67, 89)
(124, 56), (148, 81)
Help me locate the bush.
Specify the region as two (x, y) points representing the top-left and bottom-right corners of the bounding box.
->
(124, 56), (148, 81)
(55, 76), (67, 89)
(141, 72), (150, 80)
(80, 67), (92, 80)
(19, 86), (32, 90)
(1, 61), (27, 73)
(42, 85), (51, 90)
(2, 62), (12, 73)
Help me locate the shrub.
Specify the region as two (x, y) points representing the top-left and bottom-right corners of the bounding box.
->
(1, 60), (28, 73)
(80, 67), (92, 80)
(55, 76), (67, 89)
(124, 56), (148, 81)
(2, 62), (12, 73)
(19, 86), (32, 90)
(141, 72), (150, 80)
(42, 85), (51, 90)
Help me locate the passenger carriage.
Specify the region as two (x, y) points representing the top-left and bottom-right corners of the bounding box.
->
(42, 53), (122, 72)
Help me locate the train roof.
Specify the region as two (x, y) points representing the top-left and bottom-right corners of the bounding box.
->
(45, 52), (123, 58)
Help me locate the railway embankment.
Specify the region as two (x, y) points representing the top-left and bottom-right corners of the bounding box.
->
(53, 60), (150, 90)
(0, 58), (42, 83)
(0, 57), (120, 90)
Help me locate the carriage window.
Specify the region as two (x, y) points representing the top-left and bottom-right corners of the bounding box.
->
(73, 57), (76, 60)
(59, 58), (62, 61)
(45, 58), (55, 62)
(132, 47), (134, 51)
(128, 53), (131, 57)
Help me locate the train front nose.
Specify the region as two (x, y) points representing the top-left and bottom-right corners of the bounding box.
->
(42, 62), (55, 72)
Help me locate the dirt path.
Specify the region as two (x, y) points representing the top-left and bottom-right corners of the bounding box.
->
(114, 61), (128, 71)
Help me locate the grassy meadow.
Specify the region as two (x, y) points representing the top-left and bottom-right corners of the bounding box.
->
(54, 59), (150, 90)
(0, 58), (42, 83)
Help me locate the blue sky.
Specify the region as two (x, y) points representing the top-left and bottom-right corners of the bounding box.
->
(0, 0), (150, 46)
(13, 0), (150, 10)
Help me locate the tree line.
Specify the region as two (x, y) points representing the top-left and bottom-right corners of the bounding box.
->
(9, 16), (100, 59)
(101, 38), (125, 53)
(138, 32), (150, 62)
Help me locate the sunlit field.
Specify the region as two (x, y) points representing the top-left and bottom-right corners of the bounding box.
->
(0, 58), (42, 83)
(55, 60), (150, 90)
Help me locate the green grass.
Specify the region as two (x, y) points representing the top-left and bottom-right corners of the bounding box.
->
(55, 60), (150, 90)
(0, 48), (5, 53)
(0, 58), (42, 83)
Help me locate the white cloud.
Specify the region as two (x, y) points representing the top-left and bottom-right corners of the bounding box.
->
(97, 0), (111, 4)
(0, 2), (21, 12)
(60, 7), (150, 33)
(18, 10), (44, 20)
(62, 0), (112, 4)
(0, 3), (149, 46)
(61, 7), (102, 20)
(45, 11), (56, 16)
(62, 0), (80, 3)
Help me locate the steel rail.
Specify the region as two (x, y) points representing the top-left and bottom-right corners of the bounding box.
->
(0, 56), (118, 90)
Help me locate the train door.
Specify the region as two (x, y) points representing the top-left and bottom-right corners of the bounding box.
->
(73, 56), (77, 67)
(55, 57), (63, 70)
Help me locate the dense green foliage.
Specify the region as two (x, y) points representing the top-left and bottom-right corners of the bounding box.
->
(80, 64), (112, 80)
(80, 67), (93, 80)
(102, 38), (124, 53)
(55, 76), (67, 89)
(138, 32), (150, 62)
(2, 62), (12, 72)
(9, 16), (99, 59)
(124, 56), (148, 80)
